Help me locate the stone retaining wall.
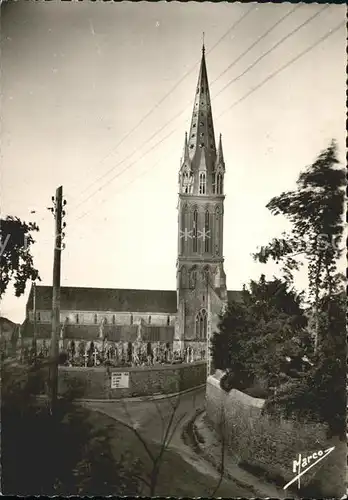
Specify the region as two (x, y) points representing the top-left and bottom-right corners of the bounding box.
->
(206, 372), (344, 498)
(58, 361), (206, 399)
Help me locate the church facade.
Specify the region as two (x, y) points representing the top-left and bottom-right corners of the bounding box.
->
(23, 45), (241, 363)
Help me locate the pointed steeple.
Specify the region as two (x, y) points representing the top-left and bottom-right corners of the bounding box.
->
(182, 131), (190, 164)
(187, 43), (216, 171)
(216, 134), (225, 170)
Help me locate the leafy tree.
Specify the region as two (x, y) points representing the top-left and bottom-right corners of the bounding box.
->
(0, 216), (40, 298)
(252, 140), (346, 438)
(265, 279), (346, 438)
(211, 275), (310, 393)
(253, 140), (345, 349)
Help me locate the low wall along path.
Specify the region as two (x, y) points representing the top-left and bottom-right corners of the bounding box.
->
(205, 371), (345, 498)
(58, 361), (206, 399)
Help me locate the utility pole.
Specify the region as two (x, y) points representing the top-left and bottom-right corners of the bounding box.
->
(206, 279), (212, 378)
(33, 281), (37, 336)
(49, 186), (66, 415)
(33, 281), (37, 357)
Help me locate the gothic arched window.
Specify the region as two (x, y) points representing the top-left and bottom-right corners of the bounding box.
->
(217, 173), (223, 194)
(112, 314), (116, 325)
(193, 209), (198, 253)
(130, 314), (133, 325)
(181, 266), (187, 288)
(94, 314), (98, 324)
(182, 171), (193, 195)
(190, 269), (197, 289)
(199, 172), (206, 194)
(212, 173), (216, 194)
(76, 314), (79, 324)
(215, 206), (220, 255)
(204, 210), (210, 252)
(196, 309), (207, 339)
(180, 204), (188, 254)
(182, 171), (189, 193)
(188, 172), (193, 194)
(204, 266), (210, 286)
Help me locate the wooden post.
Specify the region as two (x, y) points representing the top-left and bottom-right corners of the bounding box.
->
(50, 186), (63, 415)
(33, 281), (37, 357)
(206, 281), (212, 378)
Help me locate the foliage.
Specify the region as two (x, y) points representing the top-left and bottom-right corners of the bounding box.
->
(1, 361), (141, 495)
(253, 140), (344, 307)
(265, 286), (346, 438)
(0, 216), (41, 298)
(211, 275), (311, 392)
(250, 140), (345, 438)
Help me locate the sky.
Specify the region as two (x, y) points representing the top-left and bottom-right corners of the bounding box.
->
(1, 0), (346, 323)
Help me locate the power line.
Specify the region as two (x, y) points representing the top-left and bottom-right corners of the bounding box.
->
(70, 144), (179, 242)
(68, 21), (343, 229)
(210, 4), (302, 86)
(212, 4), (329, 101)
(69, 6), (323, 220)
(73, 126), (180, 222)
(68, 5), (256, 201)
(69, 6), (304, 219)
(217, 21), (345, 122)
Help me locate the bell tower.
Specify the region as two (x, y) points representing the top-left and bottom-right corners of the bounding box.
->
(175, 43), (227, 352)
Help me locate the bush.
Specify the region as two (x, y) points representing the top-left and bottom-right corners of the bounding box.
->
(220, 371), (234, 392)
(1, 361), (141, 495)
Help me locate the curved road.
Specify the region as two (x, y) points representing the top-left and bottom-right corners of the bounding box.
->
(84, 386), (256, 497)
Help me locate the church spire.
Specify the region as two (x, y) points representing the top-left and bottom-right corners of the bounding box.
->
(187, 43), (216, 170)
(182, 131), (190, 163)
(216, 133), (225, 169)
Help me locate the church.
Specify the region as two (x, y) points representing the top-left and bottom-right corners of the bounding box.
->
(22, 44), (241, 363)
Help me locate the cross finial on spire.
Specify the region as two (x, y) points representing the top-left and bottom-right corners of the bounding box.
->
(202, 32), (205, 55)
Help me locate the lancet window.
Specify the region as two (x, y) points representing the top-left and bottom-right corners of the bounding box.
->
(199, 172), (206, 194)
(190, 269), (197, 289)
(216, 172), (223, 194)
(182, 170), (193, 194)
(196, 309), (208, 339)
(193, 209), (198, 252)
(204, 210), (210, 252)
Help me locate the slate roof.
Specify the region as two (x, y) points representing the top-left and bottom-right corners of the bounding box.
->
(26, 285), (242, 315)
(27, 285), (178, 314)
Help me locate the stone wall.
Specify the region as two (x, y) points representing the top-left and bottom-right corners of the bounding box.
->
(206, 372), (344, 497)
(58, 361), (206, 399)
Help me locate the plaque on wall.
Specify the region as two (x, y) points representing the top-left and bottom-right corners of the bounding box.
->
(111, 372), (130, 389)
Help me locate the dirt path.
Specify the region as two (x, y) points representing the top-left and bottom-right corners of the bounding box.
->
(84, 388), (257, 497)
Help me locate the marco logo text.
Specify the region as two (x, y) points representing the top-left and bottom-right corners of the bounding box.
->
(283, 446), (335, 490)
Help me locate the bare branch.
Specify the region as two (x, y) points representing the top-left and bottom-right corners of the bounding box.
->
(155, 397), (179, 465)
(165, 411), (187, 448)
(113, 413), (155, 464)
(152, 398), (166, 443)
